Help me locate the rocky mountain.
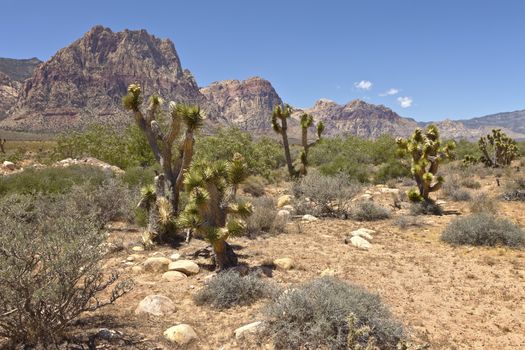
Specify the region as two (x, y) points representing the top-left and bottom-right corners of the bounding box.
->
(0, 57), (42, 81)
(0, 26), (218, 132)
(0, 72), (20, 120)
(461, 109), (525, 136)
(200, 77), (282, 131)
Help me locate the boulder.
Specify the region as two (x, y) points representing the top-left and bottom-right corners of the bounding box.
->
(277, 195), (292, 208)
(162, 271), (187, 282)
(234, 321), (262, 339)
(170, 252), (181, 261)
(281, 204), (294, 212)
(168, 260), (200, 275)
(164, 324), (198, 345)
(273, 257), (294, 270)
(350, 228), (376, 241)
(2, 161), (15, 170)
(143, 257), (171, 273)
(349, 236), (372, 250)
(276, 209), (290, 221)
(134, 295), (176, 316)
(302, 214), (318, 222)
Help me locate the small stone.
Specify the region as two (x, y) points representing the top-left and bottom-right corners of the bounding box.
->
(162, 271), (187, 281)
(380, 187), (399, 194)
(282, 205), (294, 212)
(436, 200), (447, 205)
(132, 245), (144, 252)
(170, 253), (181, 261)
(320, 268), (336, 277)
(150, 251), (165, 257)
(234, 321), (262, 339)
(349, 236), (372, 250)
(126, 254), (142, 262)
(131, 266), (143, 274)
(361, 194), (373, 200)
(168, 260), (200, 275)
(134, 295), (176, 316)
(2, 161), (15, 170)
(302, 214), (318, 222)
(277, 195), (292, 208)
(350, 228), (376, 241)
(273, 257), (294, 270)
(143, 257), (171, 273)
(276, 209), (290, 221)
(164, 324), (198, 345)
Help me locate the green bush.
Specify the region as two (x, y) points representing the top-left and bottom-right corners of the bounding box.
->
(262, 277), (404, 349)
(352, 201), (391, 221)
(0, 194), (133, 347)
(0, 165), (110, 196)
(194, 127), (284, 180)
(194, 270), (277, 309)
(441, 213), (525, 247)
(242, 175), (266, 197)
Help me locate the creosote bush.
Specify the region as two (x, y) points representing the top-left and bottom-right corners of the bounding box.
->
(293, 171), (361, 217)
(469, 192), (498, 214)
(262, 277), (404, 350)
(441, 213), (525, 247)
(352, 201), (391, 221)
(194, 270), (277, 309)
(244, 196), (287, 237)
(0, 195), (133, 347)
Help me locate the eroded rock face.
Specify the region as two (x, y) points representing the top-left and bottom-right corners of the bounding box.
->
(1, 26), (215, 132)
(200, 77), (282, 131)
(0, 72), (20, 120)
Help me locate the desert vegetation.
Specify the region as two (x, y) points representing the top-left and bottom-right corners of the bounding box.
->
(1, 115), (525, 349)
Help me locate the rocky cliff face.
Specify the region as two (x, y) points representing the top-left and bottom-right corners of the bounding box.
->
(0, 57), (42, 81)
(293, 98), (417, 138)
(200, 77), (282, 131)
(1, 26), (215, 132)
(0, 72), (20, 120)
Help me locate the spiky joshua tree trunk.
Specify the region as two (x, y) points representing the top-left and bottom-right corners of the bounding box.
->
(396, 125), (455, 203)
(178, 153), (252, 270)
(478, 129), (520, 168)
(123, 84), (204, 245)
(272, 105), (324, 177)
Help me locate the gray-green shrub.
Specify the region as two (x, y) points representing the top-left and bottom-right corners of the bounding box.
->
(441, 213), (524, 247)
(244, 196), (287, 237)
(262, 277), (404, 349)
(352, 201), (391, 221)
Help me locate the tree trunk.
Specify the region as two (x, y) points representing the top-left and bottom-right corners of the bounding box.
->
(280, 118), (295, 177)
(213, 240), (238, 270)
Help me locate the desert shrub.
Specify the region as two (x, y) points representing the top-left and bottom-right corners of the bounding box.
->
(441, 213), (525, 247)
(53, 124), (155, 169)
(262, 277), (404, 349)
(442, 175), (472, 201)
(352, 201), (391, 221)
(194, 270), (277, 309)
(0, 165), (110, 196)
(244, 196), (287, 237)
(121, 165), (156, 187)
(0, 195), (133, 347)
(394, 215), (423, 229)
(410, 201), (443, 215)
(469, 192), (498, 213)
(461, 178), (481, 189)
(374, 160), (411, 184)
(292, 171), (361, 217)
(194, 127), (284, 180)
(242, 175), (266, 197)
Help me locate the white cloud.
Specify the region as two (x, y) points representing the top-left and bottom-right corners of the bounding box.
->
(354, 80), (373, 90)
(397, 96), (413, 108)
(379, 88), (399, 96)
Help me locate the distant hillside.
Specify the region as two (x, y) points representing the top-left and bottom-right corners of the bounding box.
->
(461, 109), (525, 135)
(0, 57), (42, 81)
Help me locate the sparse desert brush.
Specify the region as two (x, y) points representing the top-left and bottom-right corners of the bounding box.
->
(244, 196), (287, 237)
(410, 201), (443, 216)
(441, 213), (525, 247)
(469, 192), (498, 214)
(352, 201), (391, 221)
(395, 215), (423, 229)
(262, 277), (404, 350)
(194, 270), (278, 309)
(292, 170), (361, 217)
(0, 194), (133, 347)
(242, 175), (266, 197)
(441, 175), (472, 201)
(461, 178), (481, 189)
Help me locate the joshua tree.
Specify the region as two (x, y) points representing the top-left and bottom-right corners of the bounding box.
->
(0, 139), (5, 153)
(178, 153), (252, 270)
(272, 105), (324, 177)
(123, 84), (204, 244)
(396, 125), (455, 202)
(478, 129), (519, 168)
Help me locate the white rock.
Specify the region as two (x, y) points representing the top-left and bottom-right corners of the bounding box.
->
(131, 245), (144, 252)
(164, 324), (198, 345)
(277, 195), (292, 208)
(380, 187), (399, 194)
(361, 194), (373, 200)
(162, 271), (187, 281)
(282, 205), (294, 212)
(168, 260), (200, 275)
(276, 210), (290, 221)
(143, 257), (171, 273)
(170, 253), (181, 261)
(351, 228), (376, 241)
(302, 214), (318, 222)
(134, 295), (176, 316)
(131, 266), (144, 274)
(436, 200), (447, 205)
(273, 257), (294, 270)
(234, 321), (262, 339)
(2, 161), (15, 170)
(349, 236), (372, 250)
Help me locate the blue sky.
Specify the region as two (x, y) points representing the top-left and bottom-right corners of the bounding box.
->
(1, 0), (524, 121)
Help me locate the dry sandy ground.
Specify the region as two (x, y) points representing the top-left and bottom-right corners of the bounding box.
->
(80, 189), (525, 350)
